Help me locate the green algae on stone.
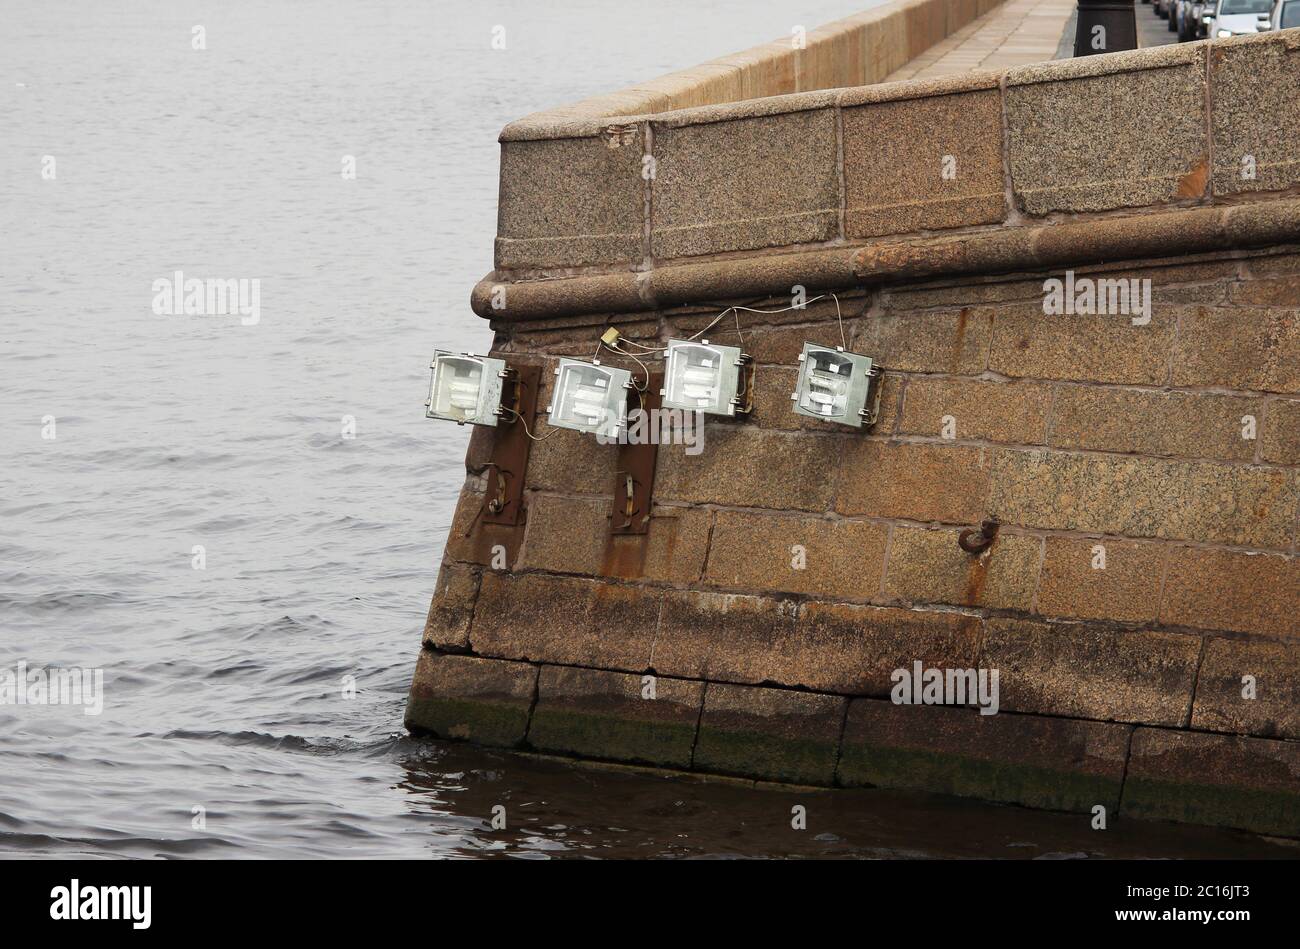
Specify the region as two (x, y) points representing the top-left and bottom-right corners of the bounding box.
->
(404, 696), (531, 748)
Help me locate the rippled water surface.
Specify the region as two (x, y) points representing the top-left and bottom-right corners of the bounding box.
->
(1, 0), (1296, 859)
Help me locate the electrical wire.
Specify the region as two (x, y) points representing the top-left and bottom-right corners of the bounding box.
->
(594, 291), (849, 367)
(605, 339), (651, 391)
(680, 293), (839, 346)
(501, 406), (557, 441)
(831, 292), (846, 349)
(615, 337), (668, 354)
(592, 338), (652, 392)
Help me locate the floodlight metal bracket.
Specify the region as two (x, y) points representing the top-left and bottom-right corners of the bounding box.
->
(609, 373), (662, 536)
(859, 364), (884, 426)
(481, 362), (540, 527)
(733, 354), (755, 415)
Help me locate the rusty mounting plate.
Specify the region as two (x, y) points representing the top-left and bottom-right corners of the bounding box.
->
(610, 373), (661, 535)
(481, 363), (541, 527)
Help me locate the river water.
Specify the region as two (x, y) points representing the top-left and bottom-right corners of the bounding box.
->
(0, 0), (1294, 859)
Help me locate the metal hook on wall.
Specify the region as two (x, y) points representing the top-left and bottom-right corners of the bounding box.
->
(958, 518), (999, 554)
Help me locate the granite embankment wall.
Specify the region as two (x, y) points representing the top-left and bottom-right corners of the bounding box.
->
(408, 24), (1300, 837)
(501, 0), (1007, 141)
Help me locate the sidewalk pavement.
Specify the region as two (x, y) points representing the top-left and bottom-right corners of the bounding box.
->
(886, 0), (1177, 82)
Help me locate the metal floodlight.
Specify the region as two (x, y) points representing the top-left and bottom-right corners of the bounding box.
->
(661, 338), (749, 417)
(426, 350), (509, 426)
(547, 358), (632, 438)
(791, 343), (882, 428)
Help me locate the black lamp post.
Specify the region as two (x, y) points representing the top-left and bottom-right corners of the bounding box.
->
(1074, 0), (1138, 55)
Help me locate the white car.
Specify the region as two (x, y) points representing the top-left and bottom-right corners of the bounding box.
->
(1209, 0), (1274, 34)
(1270, 0), (1300, 28)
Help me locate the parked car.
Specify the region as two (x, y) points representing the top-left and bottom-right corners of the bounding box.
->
(1175, 0), (1210, 37)
(1197, 0), (1216, 34)
(1270, 0), (1300, 29)
(1209, 0), (1274, 35)
(1192, 0), (1211, 36)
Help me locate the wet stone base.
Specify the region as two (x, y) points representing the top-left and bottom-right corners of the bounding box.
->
(836, 700), (1132, 814)
(405, 650), (1300, 839)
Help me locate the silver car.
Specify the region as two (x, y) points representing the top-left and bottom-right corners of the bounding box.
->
(1174, 0), (1207, 36)
(1209, 0), (1274, 35)
(1270, 0), (1300, 28)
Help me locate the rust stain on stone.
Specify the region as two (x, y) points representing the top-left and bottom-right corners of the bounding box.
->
(956, 614), (982, 658)
(962, 548), (989, 606)
(602, 527), (653, 579)
(1176, 159), (1209, 200)
(951, 307), (969, 371)
(469, 522), (524, 568)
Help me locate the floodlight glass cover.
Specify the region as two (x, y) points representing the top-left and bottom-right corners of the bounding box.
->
(792, 343), (878, 427)
(547, 359), (632, 437)
(662, 339), (745, 417)
(426, 351), (507, 426)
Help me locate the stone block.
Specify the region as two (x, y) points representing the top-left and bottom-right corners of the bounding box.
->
(514, 495), (713, 583)
(741, 321), (855, 365)
(987, 303), (1176, 385)
(1210, 33), (1300, 197)
(852, 306), (992, 375)
(653, 591), (790, 684)
(471, 572), (658, 670)
(526, 425), (619, 495)
(704, 510), (889, 599)
(1262, 399), (1300, 464)
(1047, 386), (1260, 462)
(694, 683), (845, 785)
(1036, 536), (1164, 624)
(1192, 636), (1300, 740)
(496, 135), (645, 270)
(404, 651), (537, 746)
(650, 109), (839, 259)
(1005, 47), (1208, 214)
(1228, 278), (1300, 307)
(981, 618), (1201, 726)
(422, 562), (480, 650)
(1123, 727), (1300, 838)
(655, 590), (981, 697)
(607, 505), (713, 584)
(1171, 307), (1300, 395)
(835, 441), (992, 523)
(898, 377), (1050, 445)
(519, 494), (609, 575)
(1161, 547), (1300, 637)
(882, 526), (1040, 610)
(528, 666), (703, 768)
(842, 81), (1006, 238)
(987, 449), (1296, 549)
(837, 699), (1131, 813)
(790, 602), (982, 696)
(655, 425), (841, 511)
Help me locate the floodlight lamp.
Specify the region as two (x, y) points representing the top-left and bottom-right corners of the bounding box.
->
(661, 338), (749, 417)
(426, 351), (509, 426)
(546, 358), (633, 438)
(791, 343), (882, 428)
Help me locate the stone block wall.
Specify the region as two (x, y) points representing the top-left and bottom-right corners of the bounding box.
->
(410, 24), (1300, 838)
